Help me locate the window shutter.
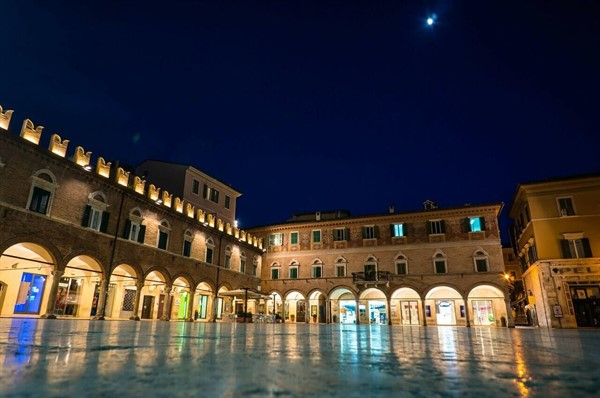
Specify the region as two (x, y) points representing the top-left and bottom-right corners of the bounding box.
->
(362, 227), (366, 239)
(203, 184), (208, 199)
(375, 225), (379, 238)
(479, 217), (486, 231)
(123, 219), (131, 239)
(462, 218), (470, 233)
(560, 239), (572, 259)
(100, 212), (110, 233)
(403, 223), (408, 237)
(440, 220), (446, 233)
(427, 221), (432, 234)
(390, 224), (395, 237)
(582, 238), (593, 258)
(81, 205), (91, 227)
(138, 225), (146, 243)
(346, 228), (351, 241)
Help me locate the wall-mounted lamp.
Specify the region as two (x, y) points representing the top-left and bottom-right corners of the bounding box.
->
(83, 164), (92, 171)
(156, 199), (163, 205)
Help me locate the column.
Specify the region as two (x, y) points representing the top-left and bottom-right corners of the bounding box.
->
(505, 298), (515, 328)
(162, 286), (172, 321)
(355, 299), (360, 325)
(94, 277), (109, 320)
(421, 299), (427, 327)
(464, 298), (471, 328)
(42, 269), (64, 319)
(187, 291), (195, 322)
(387, 297), (392, 325)
(130, 281), (144, 321)
(326, 299), (331, 324)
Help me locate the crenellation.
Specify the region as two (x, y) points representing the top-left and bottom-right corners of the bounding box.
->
(133, 176), (146, 194)
(116, 167), (130, 186)
(20, 119), (44, 145)
(96, 157), (111, 178)
(48, 134), (70, 158)
(0, 105), (14, 130)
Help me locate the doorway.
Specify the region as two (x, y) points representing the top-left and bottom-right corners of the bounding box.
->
(141, 295), (155, 319)
(436, 300), (456, 325)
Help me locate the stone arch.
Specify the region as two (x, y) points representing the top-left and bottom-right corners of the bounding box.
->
(63, 250), (108, 274)
(0, 236), (62, 270)
(171, 272), (195, 290)
(143, 265), (172, 286)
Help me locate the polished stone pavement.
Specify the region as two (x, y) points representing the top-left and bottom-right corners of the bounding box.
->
(0, 319), (599, 397)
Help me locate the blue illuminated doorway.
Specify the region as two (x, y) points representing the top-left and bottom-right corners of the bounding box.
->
(14, 273), (47, 314)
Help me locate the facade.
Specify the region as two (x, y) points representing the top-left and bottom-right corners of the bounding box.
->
(251, 204), (514, 327)
(135, 160), (241, 227)
(0, 105), (265, 321)
(508, 175), (600, 328)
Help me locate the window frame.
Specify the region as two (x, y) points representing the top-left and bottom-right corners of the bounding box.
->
(473, 249), (489, 272)
(433, 252), (447, 274)
(428, 220), (445, 235)
(312, 230), (322, 244)
(157, 220), (170, 250)
(192, 179), (200, 195)
(557, 196), (576, 217)
(269, 233), (283, 247)
(290, 231), (299, 245)
(395, 255), (408, 275)
(27, 170), (58, 216)
(391, 223), (405, 238)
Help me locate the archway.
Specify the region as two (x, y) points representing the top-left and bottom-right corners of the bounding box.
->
(359, 288), (388, 325)
(193, 282), (213, 322)
(171, 276), (192, 320)
(284, 291), (306, 323)
(391, 287), (421, 325)
(425, 286), (464, 326)
(308, 290), (327, 323)
(266, 291), (283, 322)
(0, 243), (55, 316)
(468, 285), (507, 327)
(139, 269), (168, 320)
(107, 264), (139, 319)
(59, 255), (104, 318)
(329, 287), (357, 324)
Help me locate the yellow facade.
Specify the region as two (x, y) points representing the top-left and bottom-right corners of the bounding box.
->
(509, 175), (600, 328)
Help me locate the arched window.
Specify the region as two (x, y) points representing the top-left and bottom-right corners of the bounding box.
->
(395, 253), (408, 275)
(473, 248), (489, 272)
(157, 219), (170, 250)
(432, 251), (447, 274)
(252, 255), (259, 276)
(289, 260), (299, 279)
(240, 251), (247, 273)
(124, 208), (145, 243)
(224, 245), (232, 269)
(182, 229), (194, 257)
(364, 255), (378, 281)
(27, 169), (58, 215)
(205, 238), (214, 264)
(335, 257), (347, 277)
(271, 261), (281, 280)
(82, 191), (109, 232)
(312, 259), (323, 278)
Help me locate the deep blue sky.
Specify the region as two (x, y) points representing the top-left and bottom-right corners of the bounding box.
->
(2, 1), (599, 240)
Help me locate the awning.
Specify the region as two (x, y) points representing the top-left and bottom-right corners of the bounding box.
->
(219, 289), (273, 300)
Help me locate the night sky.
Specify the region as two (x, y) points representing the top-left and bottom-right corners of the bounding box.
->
(2, 1), (599, 240)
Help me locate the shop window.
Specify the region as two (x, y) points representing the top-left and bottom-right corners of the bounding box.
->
(13, 273), (46, 314)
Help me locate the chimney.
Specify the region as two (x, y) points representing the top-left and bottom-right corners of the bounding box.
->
(388, 205), (395, 214)
(423, 200), (438, 210)
(316, 211), (321, 221)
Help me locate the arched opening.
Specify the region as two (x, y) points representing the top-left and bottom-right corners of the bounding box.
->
(391, 287), (421, 325)
(468, 285), (506, 327)
(307, 290), (327, 323)
(139, 270), (167, 320)
(59, 255), (103, 318)
(284, 291), (306, 323)
(107, 264), (139, 319)
(171, 277), (192, 320)
(359, 288), (388, 325)
(425, 286), (464, 326)
(0, 243), (54, 316)
(329, 287), (356, 324)
(267, 292), (283, 321)
(193, 282), (213, 322)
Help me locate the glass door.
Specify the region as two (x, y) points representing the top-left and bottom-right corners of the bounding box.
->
(14, 273), (47, 314)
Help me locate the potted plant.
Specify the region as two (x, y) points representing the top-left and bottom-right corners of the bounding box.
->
(236, 311), (253, 323)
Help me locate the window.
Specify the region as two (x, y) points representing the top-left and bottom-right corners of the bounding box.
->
(290, 232), (299, 245)
(395, 254), (408, 275)
(524, 205), (531, 224)
(269, 233), (283, 246)
(29, 187), (51, 214)
(312, 230), (321, 244)
(271, 267), (280, 280)
(204, 184), (220, 203)
(362, 226), (376, 239)
(224, 246), (231, 268)
(123, 209), (146, 243)
(561, 238), (592, 259)
(391, 223), (405, 238)
(27, 170), (58, 216)
(312, 262), (323, 278)
(428, 220), (445, 235)
(252, 257), (258, 276)
(469, 217), (485, 232)
(205, 238), (214, 264)
(192, 179), (200, 195)
(82, 192), (109, 233)
(157, 220), (170, 250)
(224, 195), (231, 209)
(336, 259), (347, 277)
(557, 197), (575, 216)
(182, 230), (193, 257)
(289, 266), (298, 279)
(240, 252), (246, 273)
(433, 252), (447, 274)
(473, 250), (489, 272)
(333, 228), (349, 241)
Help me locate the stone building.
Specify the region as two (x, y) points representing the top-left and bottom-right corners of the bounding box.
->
(508, 174), (600, 328)
(0, 105), (264, 321)
(250, 202), (513, 327)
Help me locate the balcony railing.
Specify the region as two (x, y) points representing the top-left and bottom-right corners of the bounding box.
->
(352, 271), (392, 283)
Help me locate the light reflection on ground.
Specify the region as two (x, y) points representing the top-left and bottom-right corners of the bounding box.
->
(0, 319), (599, 397)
